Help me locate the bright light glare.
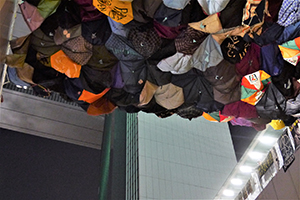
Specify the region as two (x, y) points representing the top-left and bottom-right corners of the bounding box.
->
(240, 166), (252, 173)
(258, 136), (277, 145)
(231, 178), (243, 186)
(223, 189), (235, 197)
(249, 151), (264, 161)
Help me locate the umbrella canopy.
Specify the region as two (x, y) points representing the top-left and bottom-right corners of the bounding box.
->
(176, 105), (203, 120)
(105, 33), (147, 94)
(80, 64), (112, 93)
(139, 80), (159, 106)
(197, 0), (230, 15)
(87, 44), (118, 71)
(105, 88), (140, 107)
(157, 52), (192, 74)
(220, 35), (251, 64)
(171, 68), (223, 113)
(50, 50), (82, 78)
(163, 0), (190, 10)
(154, 83), (185, 110)
(189, 35), (223, 72)
(241, 70), (271, 105)
(93, 0), (134, 24)
(118, 60), (147, 94)
(54, 24), (82, 45)
(105, 33), (144, 61)
(5, 35), (31, 68)
(203, 59), (241, 104)
(61, 35), (93, 66)
(73, 0), (105, 22)
(202, 111), (233, 122)
(235, 43), (260, 76)
(19, 1), (45, 32)
(87, 96), (116, 116)
(175, 26), (209, 55)
(127, 23), (162, 58)
(242, 0), (266, 27)
(81, 17), (111, 45)
(255, 83), (288, 120)
(31, 28), (61, 57)
(146, 62), (172, 86)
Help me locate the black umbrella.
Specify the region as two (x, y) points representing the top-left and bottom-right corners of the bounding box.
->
(81, 17), (111, 45)
(171, 68), (223, 113)
(118, 60), (147, 94)
(146, 61), (172, 86)
(105, 33), (147, 94)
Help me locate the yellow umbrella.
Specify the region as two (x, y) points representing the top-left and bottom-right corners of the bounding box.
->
(93, 0), (133, 24)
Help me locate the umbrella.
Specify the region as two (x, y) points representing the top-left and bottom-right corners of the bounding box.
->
(50, 50), (82, 78)
(105, 33), (144, 61)
(197, 0), (230, 15)
(146, 61), (172, 86)
(87, 96), (116, 116)
(202, 111), (233, 122)
(80, 64), (112, 93)
(19, 1), (45, 32)
(154, 83), (184, 110)
(61, 36), (93, 66)
(118, 60), (147, 94)
(163, 0), (190, 10)
(5, 35), (31, 68)
(93, 0), (134, 24)
(242, 0), (266, 27)
(105, 88), (140, 107)
(106, 33), (147, 94)
(255, 83), (288, 120)
(87, 45), (119, 71)
(189, 35), (223, 72)
(81, 17), (111, 45)
(176, 104), (203, 120)
(171, 68), (223, 113)
(73, 0), (105, 22)
(127, 23), (162, 58)
(203, 59), (241, 104)
(157, 52), (192, 74)
(241, 70), (271, 105)
(139, 81), (159, 106)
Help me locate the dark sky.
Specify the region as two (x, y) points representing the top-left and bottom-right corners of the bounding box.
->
(0, 128), (101, 200)
(228, 122), (258, 161)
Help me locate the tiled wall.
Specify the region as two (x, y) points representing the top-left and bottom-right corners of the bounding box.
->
(138, 113), (237, 199)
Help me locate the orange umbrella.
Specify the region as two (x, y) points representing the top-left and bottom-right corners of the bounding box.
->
(50, 50), (81, 78)
(93, 0), (133, 24)
(87, 97), (116, 116)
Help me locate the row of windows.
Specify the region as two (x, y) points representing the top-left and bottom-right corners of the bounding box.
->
(126, 113), (139, 200)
